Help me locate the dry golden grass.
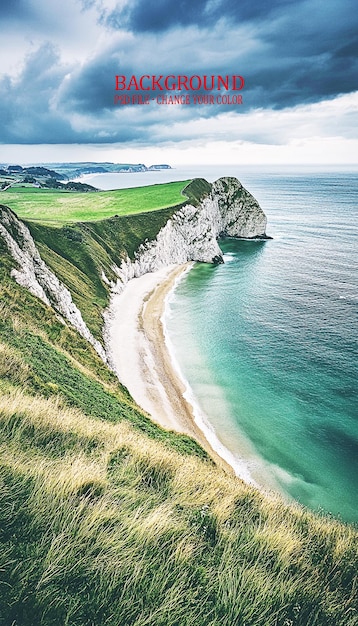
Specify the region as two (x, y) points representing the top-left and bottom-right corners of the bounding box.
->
(0, 390), (356, 626)
(0, 385), (357, 624)
(0, 342), (30, 384)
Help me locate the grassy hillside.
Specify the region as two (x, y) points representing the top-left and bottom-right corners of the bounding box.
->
(26, 203), (186, 341)
(1, 180), (192, 341)
(0, 180), (190, 224)
(20, 178), (211, 341)
(0, 187), (357, 625)
(0, 240), (357, 625)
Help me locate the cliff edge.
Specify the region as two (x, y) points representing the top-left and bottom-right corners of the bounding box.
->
(0, 176), (268, 346)
(112, 176), (268, 287)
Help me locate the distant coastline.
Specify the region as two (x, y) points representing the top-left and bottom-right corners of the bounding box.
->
(50, 162), (172, 178)
(0, 162), (173, 194)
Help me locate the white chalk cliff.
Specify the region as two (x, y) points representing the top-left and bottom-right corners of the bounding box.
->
(0, 205), (107, 363)
(0, 177), (267, 356)
(110, 177), (268, 291)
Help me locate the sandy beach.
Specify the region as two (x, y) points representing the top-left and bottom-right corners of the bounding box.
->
(106, 264), (237, 475)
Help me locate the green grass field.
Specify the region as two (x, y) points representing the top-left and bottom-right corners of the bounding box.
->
(0, 180), (190, 224)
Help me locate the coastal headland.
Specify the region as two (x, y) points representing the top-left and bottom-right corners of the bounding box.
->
(0, 175), (269, 474)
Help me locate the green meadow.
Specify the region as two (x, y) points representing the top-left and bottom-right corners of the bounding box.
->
(0, 180), (190, 224)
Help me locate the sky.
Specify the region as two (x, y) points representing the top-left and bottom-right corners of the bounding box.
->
(0, 0), (357, 165)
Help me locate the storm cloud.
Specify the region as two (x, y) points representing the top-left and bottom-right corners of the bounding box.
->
(104, 0), (298, 32)
(0, 0), (357, 149)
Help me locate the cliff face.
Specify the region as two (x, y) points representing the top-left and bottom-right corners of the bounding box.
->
(213, 177), (267, 239)
(110, 177), (267, 290)
(0, 177), (267, 348)
(0, 205), (107, 363)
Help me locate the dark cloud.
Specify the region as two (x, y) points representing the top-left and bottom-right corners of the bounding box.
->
(0, 0), (29, 19)
(1, 0), (357, 146)
(0, 42), (168, 144)
(59, 57), (117, 114)
(59, 8), (358, 120)
(246, 1), (358, 105)
(98, 0), (358, 108)
(244, 50), (358, 109)
(335, 38), (358, 58)
(105, 0), (296, 32)
(0, 44), (73, 143)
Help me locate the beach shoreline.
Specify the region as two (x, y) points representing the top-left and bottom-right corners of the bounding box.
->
(106, 264), (246, 476)
(106, 265), (292, 493)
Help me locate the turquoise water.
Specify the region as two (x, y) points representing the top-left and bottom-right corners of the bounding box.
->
(166, 170), (358, 523)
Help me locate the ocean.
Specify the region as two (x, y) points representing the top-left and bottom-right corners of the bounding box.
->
(86, 165), (358, 523)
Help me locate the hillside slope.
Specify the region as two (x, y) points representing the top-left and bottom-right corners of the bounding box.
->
(0, 180), (357, 625)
